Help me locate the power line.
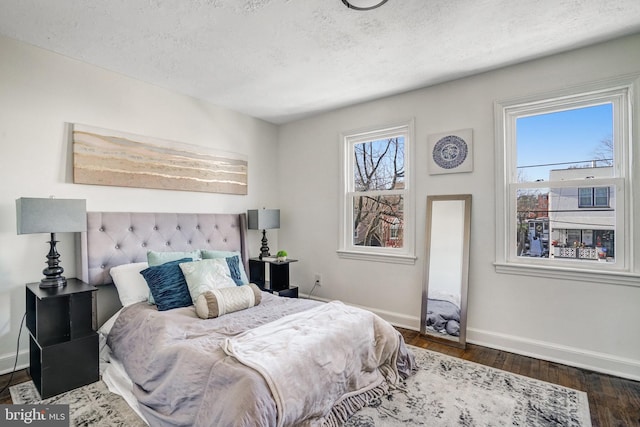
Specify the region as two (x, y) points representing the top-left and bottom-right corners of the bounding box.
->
(518, 159), (612, 169)
(518, 209), (614, 213)
(548, 219), (616, 227)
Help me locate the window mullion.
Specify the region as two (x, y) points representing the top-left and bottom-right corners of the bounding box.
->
(349, 189), (406, 198)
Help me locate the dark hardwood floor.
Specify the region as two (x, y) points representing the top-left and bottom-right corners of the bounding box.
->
(399, 328), (640, 427)
(0, 368), (31, 404)
(1, 330), (638, 426)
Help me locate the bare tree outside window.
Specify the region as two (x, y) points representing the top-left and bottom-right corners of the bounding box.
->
(352, 137), (405, 248)
(592, 135), (614, 167)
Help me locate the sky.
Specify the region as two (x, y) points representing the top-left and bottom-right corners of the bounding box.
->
(516, 103), (613, 182)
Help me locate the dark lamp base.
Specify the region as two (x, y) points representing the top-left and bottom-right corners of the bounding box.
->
(40, 233), (67, 288)
(259, 229), (271, 259)
(40, 276), (67, 288)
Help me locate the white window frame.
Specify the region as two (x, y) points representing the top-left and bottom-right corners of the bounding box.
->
(338, 119), (416, 264)
(494, 76), (639, 286)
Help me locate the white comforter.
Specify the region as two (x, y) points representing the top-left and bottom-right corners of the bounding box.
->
(223, 301), (401, 427)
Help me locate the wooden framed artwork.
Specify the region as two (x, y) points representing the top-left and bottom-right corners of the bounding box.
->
(72, 124), (248, 195)
(427, 128), (473, 175)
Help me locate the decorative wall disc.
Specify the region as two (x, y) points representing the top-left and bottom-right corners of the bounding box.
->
(427, 128), (473, 175)
(432, 135), (468, 169)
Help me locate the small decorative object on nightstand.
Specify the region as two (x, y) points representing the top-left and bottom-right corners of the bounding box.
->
(249, 257), (299, 298)
(276, 250), (288, 262)
(26, 278), (99, 398)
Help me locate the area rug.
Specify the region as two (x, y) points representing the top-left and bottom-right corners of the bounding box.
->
(10, 380), (146, 427)
(11, 346), (591, 426)
(344, 345), (592, 426)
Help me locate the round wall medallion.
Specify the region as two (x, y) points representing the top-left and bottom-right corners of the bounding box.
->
(432, 135), (468, 169)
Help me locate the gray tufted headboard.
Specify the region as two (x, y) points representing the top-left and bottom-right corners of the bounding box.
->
(77, 212), (249, 325)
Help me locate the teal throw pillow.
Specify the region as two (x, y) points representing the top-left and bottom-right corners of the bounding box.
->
(147, 250), (201, 266)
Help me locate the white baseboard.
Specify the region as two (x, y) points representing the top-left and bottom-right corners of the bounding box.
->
(0, 349), (29, 376)
(467, 328), (640, 382)
(368, 307), (419, 332)
(327, 299), (640, 381)
(308, 296), (420, 331)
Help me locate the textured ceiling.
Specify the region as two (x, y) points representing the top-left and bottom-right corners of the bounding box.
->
(1, 0), (640, 124)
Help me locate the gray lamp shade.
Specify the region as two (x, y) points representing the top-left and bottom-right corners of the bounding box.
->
(247, 209), (280, 230)
(16, 198), (87, 234)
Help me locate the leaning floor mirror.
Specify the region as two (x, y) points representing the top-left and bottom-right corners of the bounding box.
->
(420, 194), (471, 348)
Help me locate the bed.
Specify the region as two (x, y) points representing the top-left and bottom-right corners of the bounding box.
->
(79, 212), (415, 426)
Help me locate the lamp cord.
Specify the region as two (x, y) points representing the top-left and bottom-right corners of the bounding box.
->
(308, 282), (319, 299)
(0, 312), (27, 396)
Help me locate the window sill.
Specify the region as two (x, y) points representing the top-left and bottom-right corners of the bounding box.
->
(494, 262), (640, 287)
(337, 250), (416, 265)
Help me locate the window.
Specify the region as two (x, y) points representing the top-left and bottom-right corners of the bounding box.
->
(578, 187), (610, 208)
(338, 120), (415, 264)
(390, 218), (400, 241)
(495, 77), (636, 283)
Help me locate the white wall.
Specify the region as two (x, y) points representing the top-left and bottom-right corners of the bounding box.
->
(278, 33), (640, 380)
(1, 31), (638, 381)
(0, 35), (279, 372)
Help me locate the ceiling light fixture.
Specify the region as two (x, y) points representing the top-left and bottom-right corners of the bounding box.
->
(341, 0), (389, 11)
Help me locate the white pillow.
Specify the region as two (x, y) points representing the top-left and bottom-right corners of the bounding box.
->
(179, 259), (237, 303)
(109, 262), (150, 307)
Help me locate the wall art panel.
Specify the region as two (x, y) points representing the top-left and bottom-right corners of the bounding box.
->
(72, 124), (248, 195)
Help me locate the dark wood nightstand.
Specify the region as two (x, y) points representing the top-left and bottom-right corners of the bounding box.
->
(249, 257), (299, 298)
(269, 286), (299, 298)
(26, 278), (99, 398)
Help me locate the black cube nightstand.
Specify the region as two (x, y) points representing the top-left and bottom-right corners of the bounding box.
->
(249, 257), (299, 297)
(271, 286), (299, 298)
(26, 278), (99, 398)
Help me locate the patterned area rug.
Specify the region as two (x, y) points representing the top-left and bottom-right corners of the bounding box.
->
(10, 380), (146, 427)
(345, 345), (592, 426)
(11, 346), (591, 426)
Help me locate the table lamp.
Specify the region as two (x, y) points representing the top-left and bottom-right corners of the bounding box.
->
(16, 197), (87, 288)
(247, 208), (280, 259)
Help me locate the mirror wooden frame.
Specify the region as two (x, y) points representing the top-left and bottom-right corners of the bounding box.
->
(420, 194), (471, 348)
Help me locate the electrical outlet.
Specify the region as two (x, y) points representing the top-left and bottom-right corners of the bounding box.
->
(314, 273), (322, 286)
